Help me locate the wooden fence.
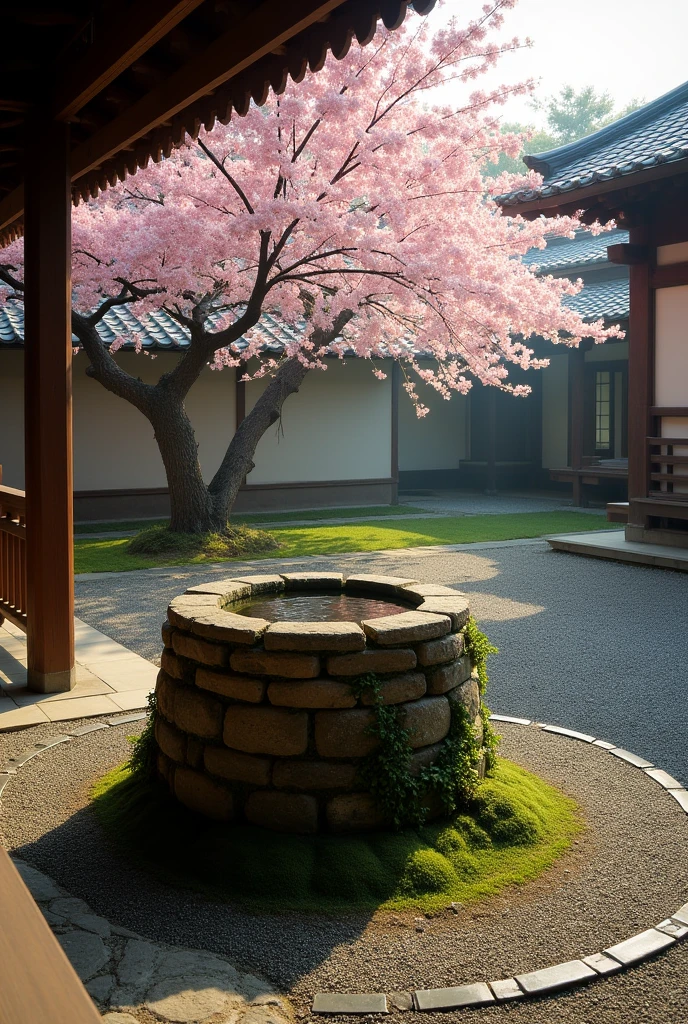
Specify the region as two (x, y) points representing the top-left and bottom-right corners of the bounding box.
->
(0, 466), (27, 631)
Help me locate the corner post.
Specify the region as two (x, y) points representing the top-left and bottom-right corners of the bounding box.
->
(23, 118), (75, 692)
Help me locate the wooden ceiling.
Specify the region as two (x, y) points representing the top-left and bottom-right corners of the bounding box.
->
(0, 0), (434, 245)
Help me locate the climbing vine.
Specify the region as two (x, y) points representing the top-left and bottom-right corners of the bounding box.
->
(128, 690), (158, 778)
(351, 619), (499, 829)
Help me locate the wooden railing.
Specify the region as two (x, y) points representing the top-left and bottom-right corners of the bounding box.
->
(0, 466), (27, 631)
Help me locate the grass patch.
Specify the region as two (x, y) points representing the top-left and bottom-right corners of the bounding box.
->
(74, 510), (616, 573)
(90, 759), (580, 914)
(73, 505), (428, 535)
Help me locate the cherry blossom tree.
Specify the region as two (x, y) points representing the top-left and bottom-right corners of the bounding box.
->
(0, 0), (620, 535)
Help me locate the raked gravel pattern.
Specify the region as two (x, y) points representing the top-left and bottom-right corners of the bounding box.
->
(1, 716), (687, 1024)
(74, 539), (688, 780)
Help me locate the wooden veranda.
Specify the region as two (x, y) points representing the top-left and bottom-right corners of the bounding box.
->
(0, 3), (432, 1019)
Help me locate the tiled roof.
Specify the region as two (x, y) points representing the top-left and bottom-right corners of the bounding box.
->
(499, 81), (688, 208)
(521, 228), (629, 271)
(0, 305), (300, 354)
(563, 277), (629, 322)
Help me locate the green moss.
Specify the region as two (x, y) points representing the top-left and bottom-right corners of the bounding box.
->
(126, 523), (280, 559)
(90, 758), (581, 914)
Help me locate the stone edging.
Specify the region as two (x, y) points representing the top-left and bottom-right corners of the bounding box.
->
(1, 710), (686, 1017)
(312, 715), (688, 1015)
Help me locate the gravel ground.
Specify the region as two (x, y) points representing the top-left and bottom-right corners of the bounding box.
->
(1, 717), (686, 1024)
(75, 540), (688, 781)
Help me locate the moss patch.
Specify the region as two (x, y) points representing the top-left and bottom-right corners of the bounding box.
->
(90, 759), (581, 914)
(126, 523), (280, 560)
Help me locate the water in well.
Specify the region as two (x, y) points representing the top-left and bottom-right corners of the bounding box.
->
(233, 591), (413, 624)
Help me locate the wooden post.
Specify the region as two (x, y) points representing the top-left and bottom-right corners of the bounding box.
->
(23, 119), (75, 692)
(390, 361), (400, 505)
(568, 345), (586, 506)
(485, 386), (497, 495)
(626, 226), (653, 529)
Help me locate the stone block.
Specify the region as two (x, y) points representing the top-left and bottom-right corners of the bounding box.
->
(400, 583), (466, 602)
(281, 572), (344, 589)
(230, 648), (320, 679)
(268, 679), (356, 708)
(609, 748), (654, 769)
(326, 648), (417, 676)
(174, 767), (233, 821)
(416, 597), (470, 631)
(273, 760), (358, 790)
(362, 611), (450, 646)
(313, 994), (387, 1015)
(414, 984), (494, 1011)
(401, 696), (451, 749)
(173, 686), (224, 740)
(490, 714), (532, 725)
(154, 716), (186, 763)
(156, 751), (173, 783)
(172, 631), (229, 668)
(644, 767), (683, 789)
(345, 573), (417, 595)
(447, 678), (480, 720)
(542, 725), (595, 743)
(603, 928), (675, 966)
(360, 672), (426, 706)
(488, 979), (524, 1002)
(234, 574), (285, 593)
(224, 706), (309, 756)
(204, 746), (271, 786)
(410, 742), (443, 776)
(264, 621), (366, 653)
(185, 735), (204, 769)
(655, 918), (688, 939)
(315, 708), (379, 758)
(167, 593), (220, 630)
(187, 611), (270, 645)
(515, 960), (596, 995)
(196, 667), (266, 703)
(160, 648), (185, 680)
(415, 633), (464, 667)
(426, 654), (473, 694)
(670, 789), (688, 812)
(581, 952), (623, 976)
(185, 579), (251, 600)
(155, 670), (178, 720)
(161, 620), (174, 647)
(327, 793), (387, 832)
(245, 791), (318, 833)
(672, 902), (688, 927)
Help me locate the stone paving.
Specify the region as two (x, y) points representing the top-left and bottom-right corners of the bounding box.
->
(400, 489), (604, 517)
(12, 857), (293, 1024)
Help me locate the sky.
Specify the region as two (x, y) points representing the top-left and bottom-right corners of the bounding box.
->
(432, 0), (688, 127)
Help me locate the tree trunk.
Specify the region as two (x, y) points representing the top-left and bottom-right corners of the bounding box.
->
(148, 394), (218, 533)
(208, 355), (311, 521)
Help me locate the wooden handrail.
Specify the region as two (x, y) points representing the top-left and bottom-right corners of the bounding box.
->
(0, 850), (102, 1024)
(0, 467), (27, 631)
(650, 407), (688, 417)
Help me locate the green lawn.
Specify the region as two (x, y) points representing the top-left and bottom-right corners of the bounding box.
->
(73, 504), (430, 534)
(74, 510), (615, 574)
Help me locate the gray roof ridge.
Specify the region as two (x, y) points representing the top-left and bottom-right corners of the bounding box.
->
(524, 79), (688, 179)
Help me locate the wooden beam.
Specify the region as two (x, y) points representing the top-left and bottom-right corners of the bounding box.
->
(0, 850), (102, 1024)
(569, 345), (585, 506)
(626, 226), (654, 530)
(52, 0), (207, 120)
(485, 386), (497, 495)
(70, 0), (349, 184)
(650, 261), (688, 289)
(607, 242), (649, 265)
(23, 118), (75, 692)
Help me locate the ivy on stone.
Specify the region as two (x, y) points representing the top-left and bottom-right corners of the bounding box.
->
(463, 616), (500, 773)
(128, 690), (158, 778)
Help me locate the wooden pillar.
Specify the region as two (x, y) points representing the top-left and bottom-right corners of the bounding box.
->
(569, 345), (585, 506)
(626, 226), (653, 529)
(390, 361), (400, 505)
(23, 119), (75, 692)
(485, 386), (497, 495)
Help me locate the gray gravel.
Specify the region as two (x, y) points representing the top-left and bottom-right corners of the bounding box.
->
(75, 540), (688, 780)
(1, 718), (686, 1024)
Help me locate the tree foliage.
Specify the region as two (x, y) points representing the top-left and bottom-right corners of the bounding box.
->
(0, 4), (620, 532)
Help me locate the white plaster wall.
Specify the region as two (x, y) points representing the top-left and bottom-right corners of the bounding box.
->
(245, 358), (392, 484)
(541, 353), (568, 468)
(398, 383), (468, 471)
(657, 242), (688, 265)
(654, 286), (688, 407)
(0, 350), (24, 488)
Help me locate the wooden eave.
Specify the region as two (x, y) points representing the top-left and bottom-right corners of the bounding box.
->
(0, 0), (434, 246)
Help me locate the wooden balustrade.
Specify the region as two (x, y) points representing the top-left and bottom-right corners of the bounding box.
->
(0, 467), (27, 632)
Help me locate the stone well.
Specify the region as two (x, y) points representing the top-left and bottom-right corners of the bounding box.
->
(154, 572), (484, 833)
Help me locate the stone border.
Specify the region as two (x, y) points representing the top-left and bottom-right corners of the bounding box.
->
(1, 710), (686, 1016)
(311, 715), (688, 1015)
